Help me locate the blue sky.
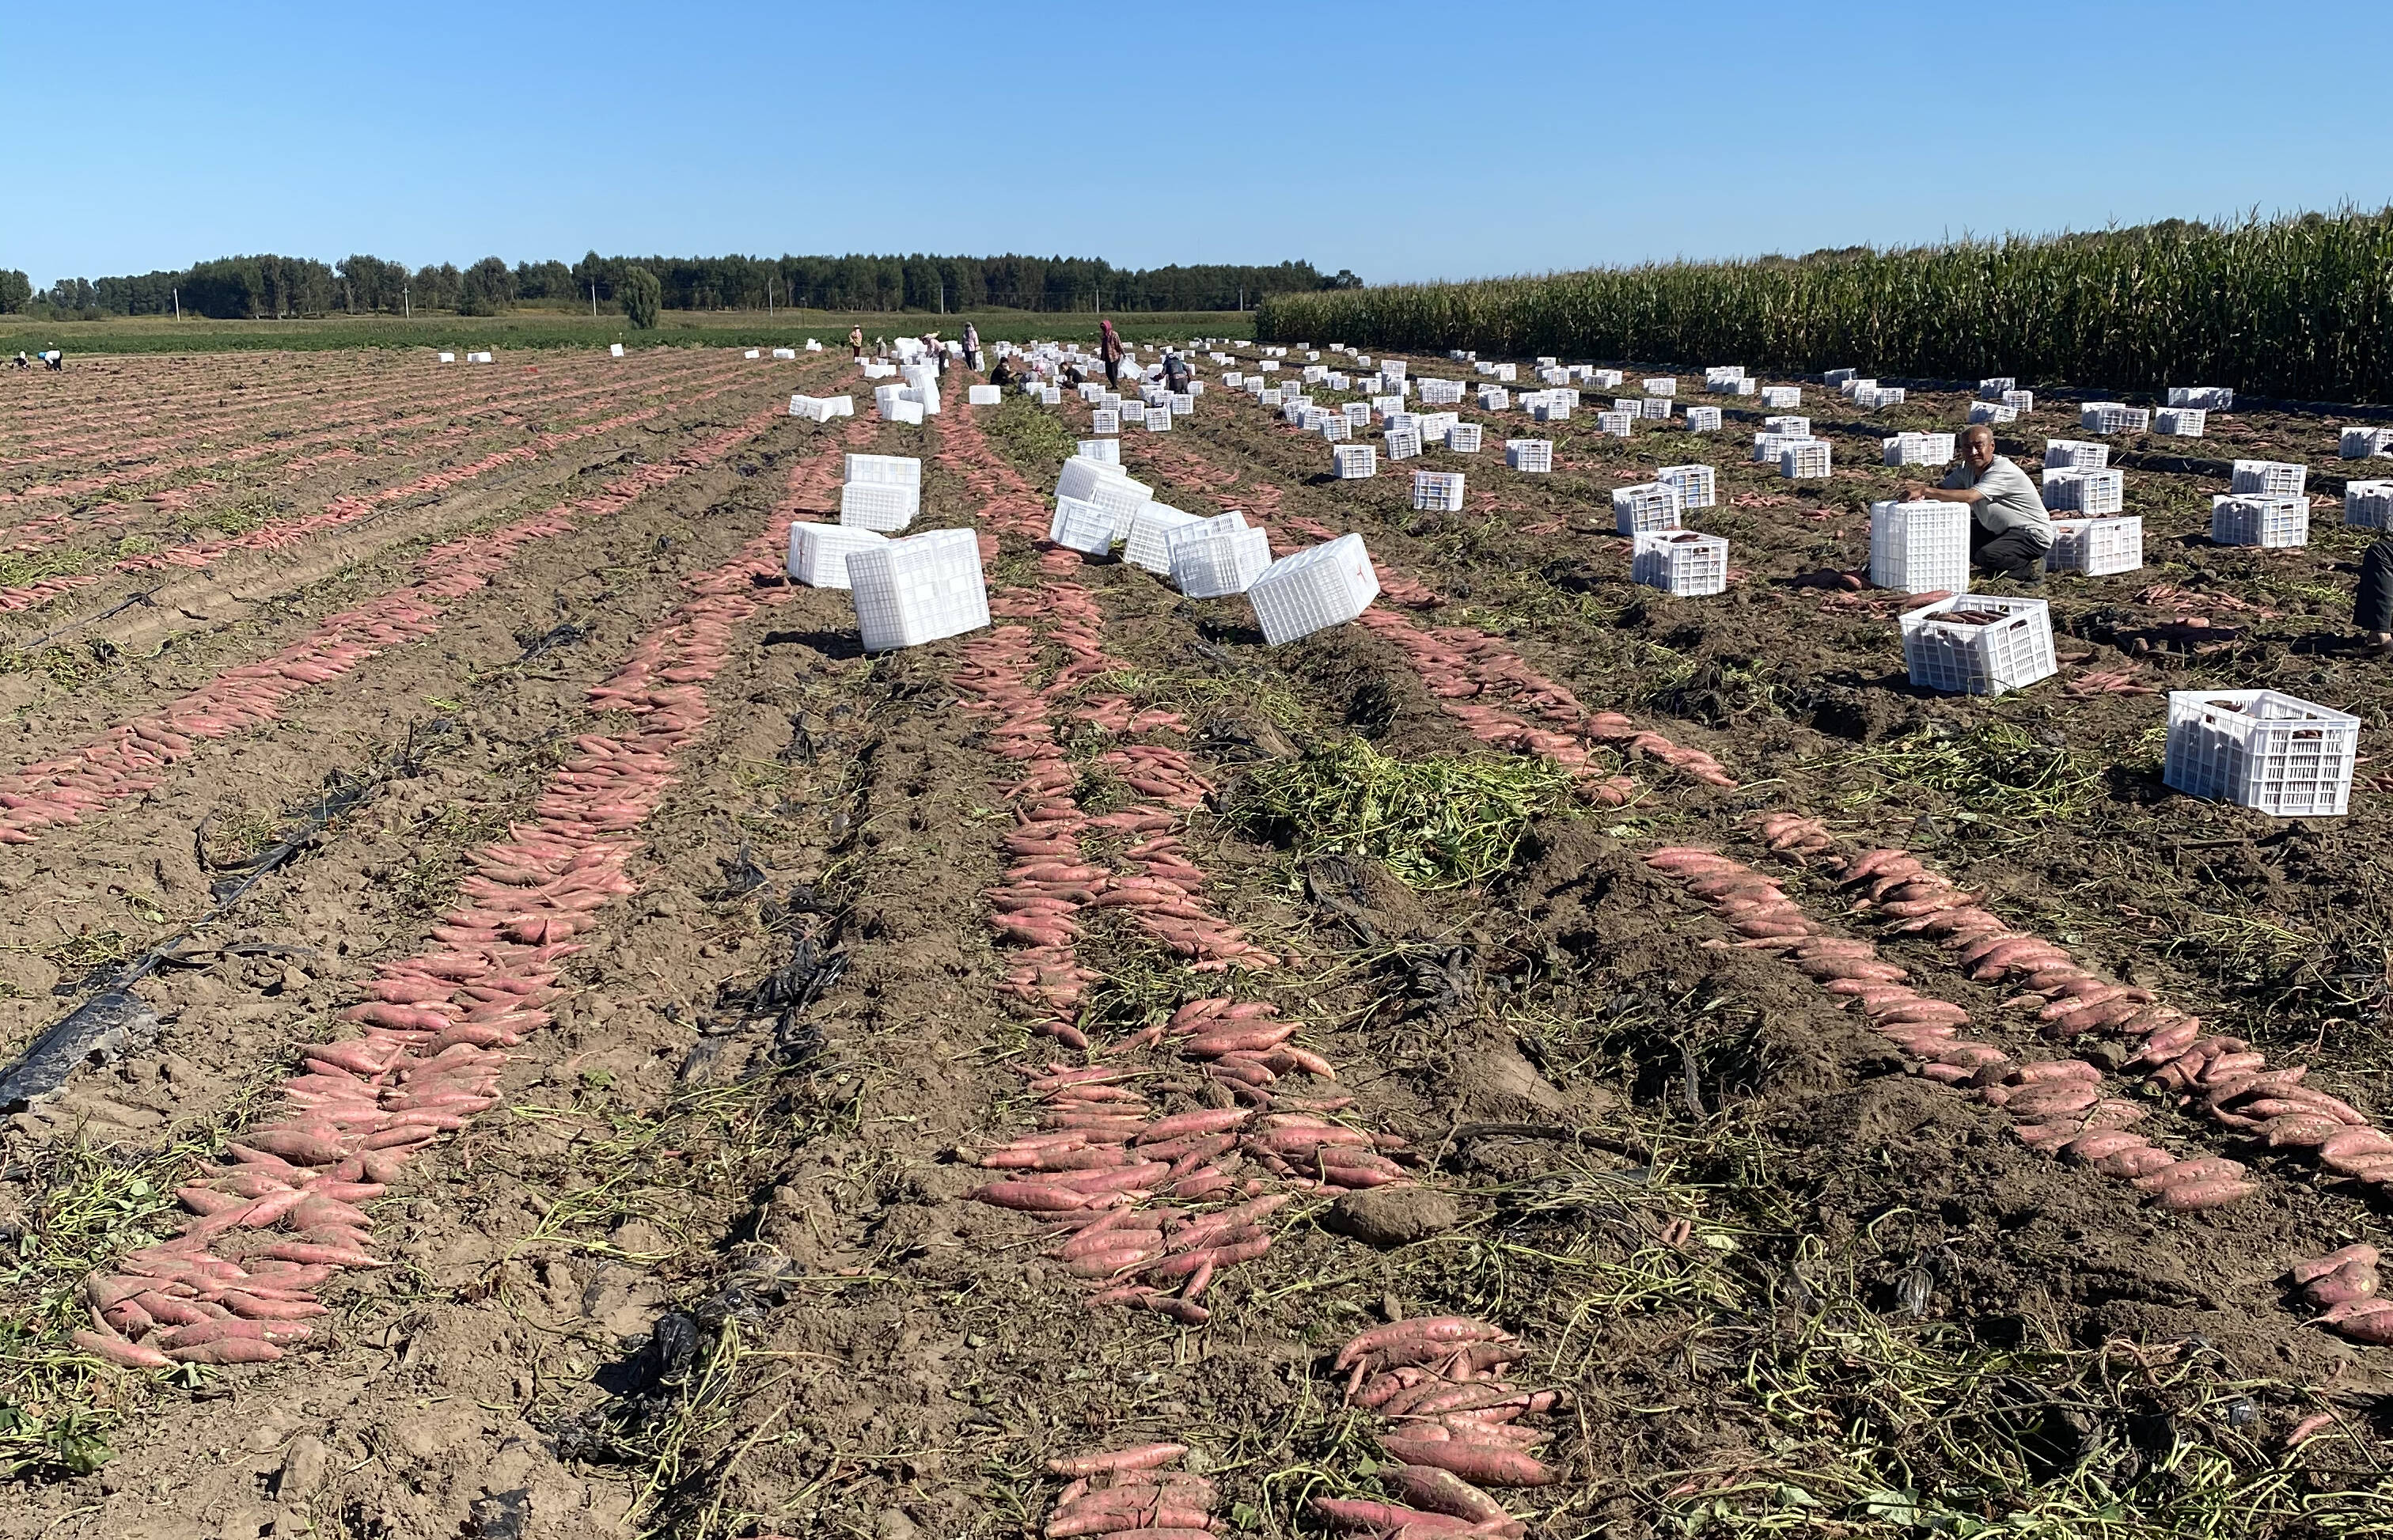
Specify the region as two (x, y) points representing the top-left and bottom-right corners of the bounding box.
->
(13, 0), (2392, 289)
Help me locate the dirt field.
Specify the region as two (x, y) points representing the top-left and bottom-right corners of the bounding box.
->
(2, 343), (2388, 1540)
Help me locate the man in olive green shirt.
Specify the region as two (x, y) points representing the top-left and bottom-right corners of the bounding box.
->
(1901, 424), (2054, 582)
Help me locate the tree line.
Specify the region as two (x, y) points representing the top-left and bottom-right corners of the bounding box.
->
(0, 252), (1360, 320)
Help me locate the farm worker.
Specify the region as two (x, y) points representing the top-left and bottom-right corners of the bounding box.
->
(988, 354), (1015, 387)
(1099, 319), (1124, 389)
(44, 350), (62, 371)
(920, 332), (943, 375)
(1901, 424), (2051, 583)
(10, 351), (27, 370)
(963, 321), (982, 371)
(848, 325), (864, 360)
(1162, 350), (1191, 394)
(2357, 534), (2393, 658)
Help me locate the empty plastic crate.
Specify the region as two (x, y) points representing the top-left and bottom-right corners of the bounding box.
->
(1039, 387), (1061, 405)
(2341, 427), (2393, 458)
(840, 481), (920, 532)
(1901, 595), (2057, 696)
(1333, 444), (1378, 479)
(1884, 432), (1957, 468)
(1143, 408), (1171, 433)
(1532, 396), (1571, 423)
(1764, 415), (1811, 439)
(1420, 379), (1465, 404)
(1641, 377), (1677, 396)
(1781, 440), (1833, 479)
(1870, 500), (1970, 594)
(2080, 403), (2149, 434)
(1413, 471), (1466, 512)
(1597, 410), (1636, 438)
(2040, 468), (2125, 515)
(2002, 390), (2035, 412)
(787, 523), (889, 590)
(847, 529), (990, 653)
(1248, 533), (1382, 645)
(1446, 423), (1483, 453)
(1613, 483), (1685, 533)
(1049, 496), (1121, 556)
(1320, 415), (1351, 442)
(1169, 519), (1273, 598)
(1760, 385), (1802, 409)
(2155, 408), (2206, 438)
(1658, 463), (1716, 509)
(2164, 689), (2356, 817)
(2167, 386), (2235, 410)
(1121, 402), (1147, 424)
(2042, 439), (2109, 472)
(2345, 480), (2393, 529)
(1077, 438), (1121, 465)
(848, 453), (922, 487)
(1633, 531), (1729, 597)
(1978, 377), (2017, 396)
(1969, 401), (2019, 425)
(1384, 427), (1423, 461)
(1853, 385), (1906, 409)
(1477, 386), (1511, 411)
(1090, 409), (1120, 434)
(2210, 493), (2309, 547)
(886, 400), (925, 424)
(1825, 368), (1858, 385)
(1839, 377), (1875, 397)
(1684, 406), (1723, 431)
(1640, 397), (1673, 419)
(1507, 439), (1554, 472)
(2231, 459), (2307, 495)
(2046, 516), (2144, 575)
(1260, 389), (1283, 407)
(967, 384), (1001, 405)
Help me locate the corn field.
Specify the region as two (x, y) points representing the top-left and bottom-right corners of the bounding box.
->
(1256, 210), (2393, 404)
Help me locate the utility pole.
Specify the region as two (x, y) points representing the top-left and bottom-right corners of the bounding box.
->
(172, 287), (180, 320)
(404, 286), (411, 319)
(590, 280), (597, 319)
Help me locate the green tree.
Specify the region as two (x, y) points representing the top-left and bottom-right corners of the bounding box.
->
(0, 269), (32, 313)
(457, 256), (515, 317)
(620, 265), (662, 329)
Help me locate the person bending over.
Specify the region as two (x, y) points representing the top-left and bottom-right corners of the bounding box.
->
(1901, 424), (2051, 583)
(2357, 533), (2393, 659)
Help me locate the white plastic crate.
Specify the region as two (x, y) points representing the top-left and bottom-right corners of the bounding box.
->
(1049, 496), (1121, 556)
(1883, 432), (1957, 468)
(848, 453), (923, 487)
(1320, 415), (1351, 442)
(1978, 377), (2016, 396)
(1825, 368), (1858, 385)
(1412, 471), (1466, 512)
(1640, 396), (1673, 420)
(1901, 595), (2057, 696)
(1764, 415), (1811, 439)
(1171, 392), (1195, 414)
(789, 394), (855, 423)
(847, 529), (989, 653)
(1658, 463), (1716, 509)
(1612, 397), (1641, 415)
(1781, 440), (1833, 479)
(1384, 427), (1423, 461)
(1532, 395), (1572, 423)
(1087, 475), (1155, 536)
(1632, 531), (1729, 597)
(1417, 412), (1458, 442)
(1040, 387), (1061, 405)
(1613, 482), (1686, 533)
(2211, 493), (2308, 547)
(2046, 517), (2144, 575)
(1090, 409), (1120, 434)
(2345, 480), (2393, 529)
(2231, 460), (2307, 495)
(1260, 389), (1283, 407)
(2168, 386), (2235, 411)
(1056, 456), (1128, 504)
(2341, 427), (2393, 458)
(1248, 533), (1381, 645)
(1333, 444), (1379, 480)
(1760, 385), (1802, 409)
(1077, 438), (1121, 465)
(2155, 408), (2206, 438)
(1493, 363), (1518, 382)
(2042, 439), (2110, 472)
(1684, 406), (1722, 431)
(1121, 401), (1148, 424)
(1342, 401), (1371, 427)
(1223, 371), (1244, 389)
(806, 339), (821, 351)
(886, 399), (925, 425)
(605, 344), (620, 359)
(1641, 377), (1677, 396)
(1477, 386), (1511, 411)
(1869, 500), (1970, 594)
(1168, 519), (1273, 598)
(1969, 400), (2019, 425)
(1752, 432), (1802, 463)
(1705, 366), (1746, 386)
(1596, 410), (1636, 438)
(2040, 468), (2125, 515)
(2080, 402), (2149, 434)
(968, 384), (1001, 405)
(839, 481), (920, 532)
(787, 522), (889, 590)
(2002, 389), (2035, 412)
(1447, 423), (1483, 453)
(1144, 408), (1172, 433)
(1419, 379), (1465, 404)
(1839, 377), (1874, 397)
(1507, 439), (1553, 472)
(1853, 385), (1907, 409)
(2164, 690), (2356, 817)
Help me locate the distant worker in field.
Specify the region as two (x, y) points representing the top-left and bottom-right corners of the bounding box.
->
(1899, 423), (2052, 583)
(44, 350), (62, 372)
(920, 332), (943, 376)
(10, 351), (27, 370)
(1161, 349), (1191, 395)
(988, 351), (1014, 387)
(1099, 319), (1124, 389)
(963, 321), (982, 372)
(849, 324), (864, 361)
(2357, 533), (2393, 658)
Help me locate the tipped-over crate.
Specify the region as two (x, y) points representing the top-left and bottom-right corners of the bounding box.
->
(2046, 517), (2144, 575)
(1446, 423), (1483, 453)
(2211, 493), (2309, 547)
(1781, 440), (1833, 479)
(1506, 439), (1553, 472)
(2164, 689), (2356, 817)
(1901, 595), (2057, 696)
(1077, 438), (1121, 465)
(2041, 468), (2125, 516)
(1658, 463), (1716, 509)
(840, 478), (921, 533)
(1969, 400), (2019, 425)
(1883, 432), (1956, 468)
(1167, 516), (1272, 598)
(2155, 408), (2206, 438)
(2231, 460), (2307, 495)
(787, 523), (888, 590)
(2345, 480), (2393, 529)
(1632, 530), (1728, 597)
(1412, 471), (1466, 512)
(1124, 504), (1204, 574)
(1869, 500), (1970, 594)
(2080, 403), (2150, 434)
(1048, 497), (1120, 556)
(1333, 444), (1378, 480)
(1613, 482), (1685, 534)
(848, 529), (989, 653)
(1248, 533), (1382, 645)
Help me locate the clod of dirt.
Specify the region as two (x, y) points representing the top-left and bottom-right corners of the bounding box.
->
(1452, 1042), (1570, 1122)
(1326, 1185), (1462, 1248)
(272, 1434), (329, 1498)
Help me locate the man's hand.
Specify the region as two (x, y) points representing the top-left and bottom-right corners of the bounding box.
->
(1899, 480), (1928, 500)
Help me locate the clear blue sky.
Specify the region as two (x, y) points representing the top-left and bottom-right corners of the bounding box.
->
(13, 0), (2391, 290)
